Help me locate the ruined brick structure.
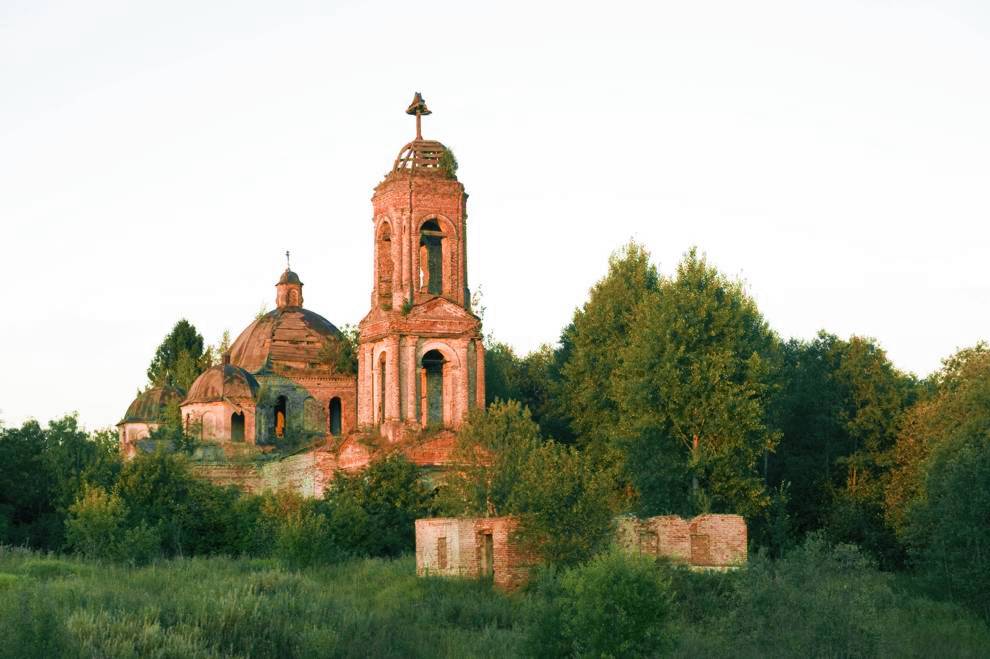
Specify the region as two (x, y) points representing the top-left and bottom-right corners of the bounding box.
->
(616, 514), (748, 568)
(415, 514), (747, 589)
(415, 517), (531, 590)
(118, 93), (483, 494)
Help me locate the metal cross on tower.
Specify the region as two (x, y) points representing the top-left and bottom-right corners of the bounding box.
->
(406, 92), (431, 140)
(285, 250), (290, 269)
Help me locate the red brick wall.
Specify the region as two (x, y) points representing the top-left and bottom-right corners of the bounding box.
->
(415, 517), (530, 590)
(195, 450), (338, 498)
(617, 514), (747, 568)
(688, 514), (747, 567)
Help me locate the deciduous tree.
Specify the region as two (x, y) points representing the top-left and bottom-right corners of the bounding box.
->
(146, 319), (207, 390)
(561, 242), (660, 450)
(615, 248), (779, 518)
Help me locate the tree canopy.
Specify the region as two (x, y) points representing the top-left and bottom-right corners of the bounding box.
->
(443, 401), (616, 565)
(561, 242), (660, 449)
(146, 319), (208, 390)
(615, 248), (779, 518)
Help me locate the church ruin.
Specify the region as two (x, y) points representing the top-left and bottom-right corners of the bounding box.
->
(117, 93), (484, 493)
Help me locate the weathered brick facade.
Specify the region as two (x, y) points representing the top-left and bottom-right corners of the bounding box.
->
(416, 514), (747, 590)
(616, 514), (748, 568)
(415, 517), (531, 590)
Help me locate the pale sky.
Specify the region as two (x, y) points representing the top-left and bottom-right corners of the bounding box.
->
(2, 1), (989, 431)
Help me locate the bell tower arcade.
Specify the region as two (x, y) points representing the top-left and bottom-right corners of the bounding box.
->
(357, 93), (485, 440)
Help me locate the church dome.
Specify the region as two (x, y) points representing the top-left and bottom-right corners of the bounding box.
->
(228, 307), (343, 373)
(388, 92), (457, 178)
(119, 385), (185, 425)
(184, 364), (259, 404)
(278, 268), (302, 285)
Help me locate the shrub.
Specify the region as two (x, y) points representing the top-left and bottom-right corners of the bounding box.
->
(114, 449), (241, 557)
(906, 428), (990, 621)
(444, 402), (616, 566)
(275, 508), (334, 569)
(65, 485), (161, 564)
(722, 537), (891, 657)
(64, 485), (129, 561)
(510, 442), (616, 566)
(529, 550), (674, 658)
(116, 522), (161, 565)
(323, 454), (435, 558)
(668, 533), (990, 657)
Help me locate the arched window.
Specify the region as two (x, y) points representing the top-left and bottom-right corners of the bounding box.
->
(378, 352), (387, 423)
(421, 349), (445, 427)
(231, 412), (245, 442)
(274, 396), (287, 439)
(378, 223), (393, 309)
(329, 397), (342, 436)
(419, 219), (443, 295)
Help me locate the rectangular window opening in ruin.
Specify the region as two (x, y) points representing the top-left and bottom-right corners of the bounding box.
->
(639, 531), (658, 555)
(691, 533), (712, 566)
(437, 537), (448, 570)
(478, 532), (494, 580)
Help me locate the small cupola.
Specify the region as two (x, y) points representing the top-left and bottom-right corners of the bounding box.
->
(391, 92), (457, 179)
(275, 251), (303, 309)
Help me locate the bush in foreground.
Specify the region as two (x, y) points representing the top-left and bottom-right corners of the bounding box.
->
(528, 550), (674, 658)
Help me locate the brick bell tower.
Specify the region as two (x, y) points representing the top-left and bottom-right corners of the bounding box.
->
(357, 93), (485, 440)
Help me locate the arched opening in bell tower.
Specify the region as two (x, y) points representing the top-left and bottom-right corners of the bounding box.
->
(419, 219), (443, 295)
(377, 222), (394, 309)
(421, 349), (445, 427)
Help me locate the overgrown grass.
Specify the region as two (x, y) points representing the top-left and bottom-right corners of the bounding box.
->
(667, 537), (990, 658)
(0, 547), (523, 658)
(1, 540), (988, 658)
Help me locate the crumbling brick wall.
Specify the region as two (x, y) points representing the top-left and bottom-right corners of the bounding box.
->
(688, 514), (747, 567)
(195, 450), (338, 497)
(415, 517), (530, 590)
(618, 514), (747, 568)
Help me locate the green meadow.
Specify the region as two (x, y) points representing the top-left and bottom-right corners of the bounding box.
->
(2, 539), (988, 659)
